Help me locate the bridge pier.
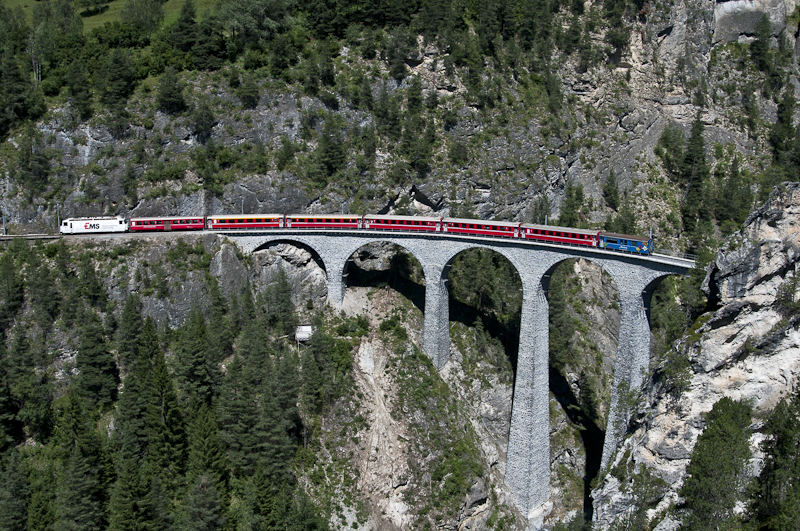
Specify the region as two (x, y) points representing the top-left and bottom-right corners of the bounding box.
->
(506, 280), (550, 517)
(422, 264), (450, 370)
(601, 288), (651, 470)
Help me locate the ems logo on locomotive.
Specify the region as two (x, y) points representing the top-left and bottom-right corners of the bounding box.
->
(85, 223), (100, 230)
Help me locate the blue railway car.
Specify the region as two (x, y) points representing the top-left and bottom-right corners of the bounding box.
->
(598, 232), (653, 254)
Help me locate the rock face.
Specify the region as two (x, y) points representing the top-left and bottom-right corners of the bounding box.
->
(592, 183), (800, 529)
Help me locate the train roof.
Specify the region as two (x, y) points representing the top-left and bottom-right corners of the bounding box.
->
(63, 216), (125, 221)
(600, 232), (652, 241)
(288, 214), (363, 218)
(208, 214), (283, 218)
(520, 223), (598, 235)
(365, 214), (442, 222)
(445, 217), (519, 227)
(130, 216), (205, 221)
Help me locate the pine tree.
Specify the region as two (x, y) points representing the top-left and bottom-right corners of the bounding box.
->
(603, 170), (620, 211)
(749, 385), (800, 528)
(8, 327), (51, 441)
(192, 100), (216, 144)
(113, 357), (151, 462)
(121, 0), (163, 35)
(186, 403), (228, 496)
(16, 122), (51, 197)
(0, 340), (19, 451)
(300, 349), (323, 415)
(65, 60), (92, 120)
(55, 449), (106, 531)
(0, 448), (29, 531)
(97, 48), (135, 109)
(27, 457), (57, 531)
(0, 252), (24, 334)
(174, 309), (219, 406)
(679, 397), (752, 530)
(170, 0), (197, 52)
(205, 277), (232, 364)
(558, 182), (584, 227)
(76, 312), (119, 410)
(108, 457), (153, 531)
(117, 294), (143, 370)
(236, 75), (260, 109)
(79, 253), (106, 308)
(182, 474), (226, 531)
(680, 115), (710, 247)
(145, 326), (186, 493)
(217, 353), (260, 477)
(157, 67), (186, 115)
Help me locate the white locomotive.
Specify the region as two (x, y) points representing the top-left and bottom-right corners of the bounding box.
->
(60, 216), (128, 234)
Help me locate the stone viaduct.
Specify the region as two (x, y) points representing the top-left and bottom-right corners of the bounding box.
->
(226, 230), (694, 519)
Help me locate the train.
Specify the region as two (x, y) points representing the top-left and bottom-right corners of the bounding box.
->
(58, 214), (655, 255)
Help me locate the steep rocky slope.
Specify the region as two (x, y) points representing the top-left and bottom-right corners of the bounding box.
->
(1, 0), (797, 254)
(592, 182), (800, 529)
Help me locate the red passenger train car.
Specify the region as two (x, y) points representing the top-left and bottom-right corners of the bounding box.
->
(443, 218), (519, 238)
(519, 224), (598, 247)
(129, 217), (206, 231)
(207, 215), (284, 230)
(364, 215), (441, 231)
(285, 215), (362, 229)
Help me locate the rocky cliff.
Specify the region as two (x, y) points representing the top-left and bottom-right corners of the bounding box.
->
(592, 182), (800, 529)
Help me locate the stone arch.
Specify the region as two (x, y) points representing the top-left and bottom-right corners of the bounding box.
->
(337, 238), (428, 314)
(251, 238), (328, 273)
(335, 238), (429, 290)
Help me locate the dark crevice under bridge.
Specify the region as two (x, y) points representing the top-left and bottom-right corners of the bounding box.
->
(225, 230), (694, 520)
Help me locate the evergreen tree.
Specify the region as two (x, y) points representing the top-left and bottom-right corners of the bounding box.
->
(97, 48), (135, 109)
(192, 100), (216, 143)
(76, 312), (119, 410)
(108, 457), (153, 531)
(156, 67), (186, 115)
(680, 116), (710, 246)
(0, 340), (19, 451)
(770, 89), (795, 164)
(121, 0), (163, 35)
(117, 294), (143, 370)
(174, 309), (219, 406)
(170, 0), (197, 52)
(603, 170), (620, 211)
(314, 115), (345, 182)
(192, 17), (226, 70)
(8, 327), (51, 440)
(27, 456), (57, 531)
(749, 385), (800, 529)
(236, 75), (260, 109)
(186, 403), (228, 496)
(205, 277), (232, 364)
(0, 252), (23, 334)
(55, 449), (106, 531)
(0, 448), (29, 531)
(300, 349), (323, 415)
(0, 49), (30, 135)
(750, 14), (773, 73)
(558, 182), (584, 227)
(65, 60), (92, 120)
(79, 253), (106, 308)
(113, 357), (151, 463)
(182, 474), (226, 531)
(146, 321), (186, 493)
(16, 122), (51, 196)
(679, 397), (752, 530)
(218, 353), (261, 477)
